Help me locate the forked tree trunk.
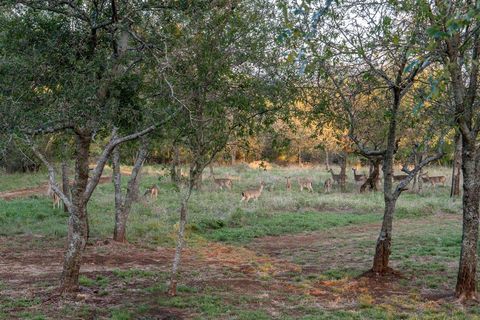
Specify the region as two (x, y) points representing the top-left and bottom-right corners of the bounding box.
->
(60, 132), (91, 292)
(112, 140), (148, 242)
(455, 141), (480, 299)
(451, 133), (462, 198)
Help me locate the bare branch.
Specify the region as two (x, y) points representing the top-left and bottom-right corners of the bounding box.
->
(25, 136), (73, 209)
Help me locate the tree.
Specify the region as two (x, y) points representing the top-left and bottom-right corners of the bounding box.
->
(0, 1), (171, 293)
(160, 0), (296, 295)
(425, 1), (480, 300)
(286, 0), (446, 273)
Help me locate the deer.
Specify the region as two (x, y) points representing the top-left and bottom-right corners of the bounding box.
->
(328, 169), (343, 185)
(285, 176), (291, 191)
(421, 172), (446, 187)
(144, 184), (159, 199)
(241, 181), (265, 202)
(297, 177), (314, 192)
(351, 168), (366, 183)
(324, 178), (333, 193)
(212, 176), (233, 191)
(47, 182), (61, 208)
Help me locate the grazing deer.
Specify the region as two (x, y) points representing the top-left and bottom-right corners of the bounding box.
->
(47, 182), (61, 208)
(324, 178), (333, 193)
(144, 184), (159, 199)
(297, 178), (314, 192)
(241, 181), (265, 202)
(393, 174), (408, 181)
(328, 169), (342, 185)
(212, 176), (233, 191)
(351, 168), (366, 183)
(421, 172), (446, 187)
(285, 176), (291, 191)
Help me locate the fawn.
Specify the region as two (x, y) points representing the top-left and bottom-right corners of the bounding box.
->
(324, 178), (333, 193)
(241, 181), (265, 202)
(47, 182), (61, 208)
(285, 176), (291, 191)
(144, 184), (159, 199)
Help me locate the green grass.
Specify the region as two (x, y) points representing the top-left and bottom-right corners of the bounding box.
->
(1, 165), (471, 320)
(0, 170), (48, 192)
(0, 165), (460, 246)
(197, 210), (380, 243)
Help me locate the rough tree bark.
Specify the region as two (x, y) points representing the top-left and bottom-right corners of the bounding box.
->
(450, 133), (462, 198)
(372, 88), (400, 273)
(60, 131), (91, 292)
(444, 26), (480, 300)
(112, 139), (149, 242)
(455, 139), (480, 299)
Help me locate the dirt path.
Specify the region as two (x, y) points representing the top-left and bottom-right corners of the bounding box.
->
(1, 214), (463, 319)
(0, 176), (112, 201)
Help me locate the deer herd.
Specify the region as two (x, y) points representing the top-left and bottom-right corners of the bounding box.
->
(45, 166), (448, 206)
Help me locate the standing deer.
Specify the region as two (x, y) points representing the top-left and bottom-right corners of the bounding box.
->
(297, 178), (314, 192)
(328, 169), (342, 185)
(47, 182), (61, 208)
(324, 178), (333, 193)
(144, 184), (159, 199)
(285, 176), (291, 191)
(351, 168), (366, 183)
(241, 181), (265, 202)
(421, 172), (446, 187)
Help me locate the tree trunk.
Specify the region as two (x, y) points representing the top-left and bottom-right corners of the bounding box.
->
(455, 140), (480, 299)
(298, 147), (302, 166)
(325, 149), (330, 170)
(339, 153), (347, 192)
(451, 133), (462, 198)
(360, 158), (380, 192)
(168, 179), (194, 296)
(61, 161), (69, 213)
(372, 197), (396, 273)
(60, 132), (91, 292)
(112, 146), (124, 241)
(112, 140), (148, 242)
(231, 145), (236, 165)
(372, 88), (400, 274)
(171, 145), (180, 184)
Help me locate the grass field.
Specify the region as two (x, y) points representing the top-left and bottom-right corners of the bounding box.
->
(1, 164), (477, 319)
